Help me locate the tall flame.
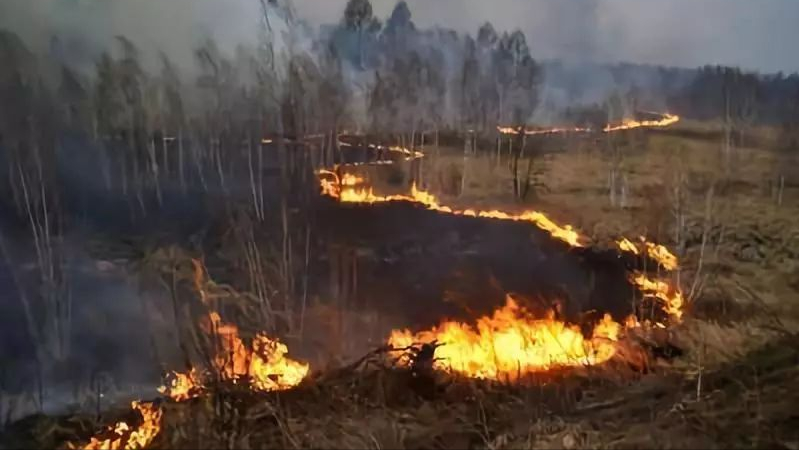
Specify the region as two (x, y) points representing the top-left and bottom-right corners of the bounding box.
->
(159, 312), (309, 401)
(616, 237), (679, 271)
(645, 242), (679, 271)
(72, 401), (162, 450)
(617, 237), (640, 254)
(388, 297), (625, 380)
(631, 274), (684, 321)
(616, 237), (683, 321)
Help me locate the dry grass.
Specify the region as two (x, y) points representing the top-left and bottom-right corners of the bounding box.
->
(426, 126), (799, 319)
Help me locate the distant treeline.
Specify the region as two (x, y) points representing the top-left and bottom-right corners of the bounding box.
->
(2, 0), (799, 147)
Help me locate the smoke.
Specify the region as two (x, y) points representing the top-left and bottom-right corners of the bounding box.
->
(295, 0), (799, 73)
(2, 0), (795, 75)
(0, 0), (268, 73)
(0, 233), (181, 421)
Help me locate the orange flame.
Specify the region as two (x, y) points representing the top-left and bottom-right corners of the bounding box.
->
(341, 173), (365, 186)
(603, 113), (680, 133)
(160, 261), (309, 401)
(525, 126), (592, 135)
(617, 237), (640, 254)
(497, 125), (593, 136)
(158, 369), (202, 402)
(645, 242), (679, 271)
(497, 112), (679, 136)
(497, 126), (522, 135)
(617, 237), (680, 272)
(388, 297), (625, 380)
(631, 273), (684, 320)
(159, 312), (308, 401)
(616, 238), (683, 321)
(321, 181), (583, 248)
(323, 113), (684, 380)
(72, 401), (162, 450)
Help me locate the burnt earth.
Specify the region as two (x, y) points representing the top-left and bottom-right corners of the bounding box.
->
(314, 198), (637, 334)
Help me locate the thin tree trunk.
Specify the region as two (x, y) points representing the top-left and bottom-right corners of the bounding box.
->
(215, 139), (226, 193)
(299, 225), (310, 337)
(521, 154), (534, 200)
(149, 137), (163, 207)
(460, 136), (469, 197)
(496, 136), (502, 167)
(178, 128), (185, 192)
(724, 89), (732, 176)
(248, 135), (261, 220)
(162, 134), (169, 176)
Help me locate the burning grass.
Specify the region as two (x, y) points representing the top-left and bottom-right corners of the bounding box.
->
(158, 312), (309, 402)
(311, 114), (688, 387)
(496, 113), (680, 136)
(9, 112), (794, 449)
(388, 296), (625, 379)
(67, 402), (162, 450)
(9, 328), (796, 450)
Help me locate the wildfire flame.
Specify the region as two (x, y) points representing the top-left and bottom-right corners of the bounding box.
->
(318, 180), (583, 248)
(617, 237), (680, 272)
(338, 141), (425, 161)
(71, 113), (684, 449)
(617, 237), (640, 254)
(497, 125), (592, 136)
(603, 113), (680, 133)
(645, 242), (679, 271)
(497, 112), (679, 136)
(631, 274), (684, 321)
(325, 112), (685, 382)
(159, 261), (309, 401)
(341, 173), (365, 186)
(71, 401), (162, 450)
(388, 296), (625, 379)
(616, 238), (683, 321)
(158, 312), (308, 401)
(158, 369), (202, 402)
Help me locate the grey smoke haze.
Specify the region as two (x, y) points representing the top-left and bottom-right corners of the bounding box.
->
(303, 0), (799, 73)
(1, 0), (797, 73)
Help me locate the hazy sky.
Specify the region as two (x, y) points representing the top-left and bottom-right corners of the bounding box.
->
(293, 0), (799, 73)
(1, 0), (797, 73)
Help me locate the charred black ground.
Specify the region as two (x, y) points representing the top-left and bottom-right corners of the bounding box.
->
(315, 199), (638, 328)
